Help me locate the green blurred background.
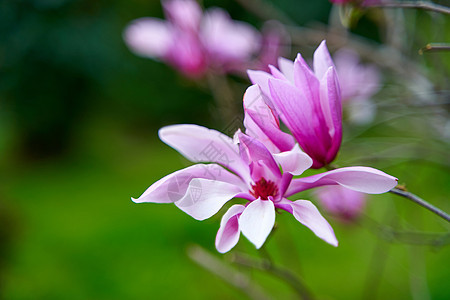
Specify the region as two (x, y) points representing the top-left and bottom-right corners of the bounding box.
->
(0, 0), (449, 299)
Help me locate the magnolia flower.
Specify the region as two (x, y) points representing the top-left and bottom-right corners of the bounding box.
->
(124, 0), (260, 78)
(132, 96), (397, 252)
(316, 185), (366, 221)
(248, 41), (342, 169)
(334, 48), (380, 124)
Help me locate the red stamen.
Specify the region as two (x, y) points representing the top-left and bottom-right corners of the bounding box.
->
(250, 178), (278, 200)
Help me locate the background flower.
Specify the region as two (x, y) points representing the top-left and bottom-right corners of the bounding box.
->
(124, 0), (261, 77)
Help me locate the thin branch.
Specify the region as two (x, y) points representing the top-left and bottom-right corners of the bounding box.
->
(390, 187), (450, 222)
(229, 253), (314, 300)
(361, 215), (450, 246)
(419, 43), (450, 54)
(187, 245), (271, 300)
(365, 1), (450, 15)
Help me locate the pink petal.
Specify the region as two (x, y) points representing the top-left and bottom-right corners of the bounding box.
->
(237, 132), (281, 181)
(293, 54), (332, 153)
(201, 9), (260, 64)
(162, 0), (202, 32)
(313, 40), (336, 80)
(273, 144), (313, 175)
(175, 178), (244, 220)
(165, 31), (207, 77)
(159, 125), (250, 182)
(247, 69), (273, 98)
(320, 66), (342, 163)
(239, 199), (275, 249)
(268, 78), (328, 163)
(286, 166), (398, 196)
(280, 199), (338, 246)
(277, 57), (295, 83)
(132, 164), (244, 204)
(215, 205), (245, 253)
(123, 18), (173, 58)
(243, 85), (295, 152)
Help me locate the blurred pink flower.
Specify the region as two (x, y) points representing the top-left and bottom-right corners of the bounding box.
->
(248, 41), (342, 169)
(132, 87), (398, 252)
(334, 48), (380, 124)
(253, 21), (290, 73)
(316, 185), (366, 221)
(124, 0), (261, 78)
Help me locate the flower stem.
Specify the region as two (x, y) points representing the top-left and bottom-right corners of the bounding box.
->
(365, 1), (450, 15)
(390, 187), (450, 222)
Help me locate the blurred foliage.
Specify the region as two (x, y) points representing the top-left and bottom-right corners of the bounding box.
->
(0, 0), (449, 299)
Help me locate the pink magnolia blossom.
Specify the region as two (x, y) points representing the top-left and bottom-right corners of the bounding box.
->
(124, 0), (260, 78)
(248, 41), (342, 169)
(334, 48), (380, 124)
(132, 90), (398, 252)
(316, 185), (366, 221)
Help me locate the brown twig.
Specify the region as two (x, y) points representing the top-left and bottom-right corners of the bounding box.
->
(419, 43), (450, 54)
(365, 1), (450, 15)
(390, 187), (450, 222)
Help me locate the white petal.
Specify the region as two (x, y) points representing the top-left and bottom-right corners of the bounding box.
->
(290, 200), (338, 246)
(175, 178), (243, 220)
(273, 144), (313, 175)
(215, 205), (245, 253)
(159, 124), (250, 182)
(239, 199), (275, 249)
(123, 18), (173, 58)
(132, 164), (243, 204)
(287, 166), (398, 196)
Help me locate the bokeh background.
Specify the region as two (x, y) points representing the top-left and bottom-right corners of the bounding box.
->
(0, 0), (449, 299)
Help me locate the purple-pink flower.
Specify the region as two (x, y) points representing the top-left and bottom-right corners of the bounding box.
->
(334, 48), (380, 124)
(132, 87), (398, 252)
(248, 41), (342, 169)
(124, 0), (261, 78)
(316, 185), (366, 221)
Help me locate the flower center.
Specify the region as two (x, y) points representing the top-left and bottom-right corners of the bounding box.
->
(250, 178), (278, 200)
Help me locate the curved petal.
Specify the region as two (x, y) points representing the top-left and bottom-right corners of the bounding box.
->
(215, 205), (245, 253)
(273, 144), (313, 175)
(278, 198), (338, 246)
(237, 132), (281, 181)
(159, 124), (250, 182)
(239, 199), (275, 249)
(278, 57), (294, 83)
(175, 178), (243, 220)
(247, 69), (273, 98)
(320, 66), (342, 164)
(132, 164), (244, 204)
(243, 85), (295, 152)
(313, 40), (336, 80)
(268, 78), (328, 165)
(286, 166), (398, 196)
(123, 18), (173, 58)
